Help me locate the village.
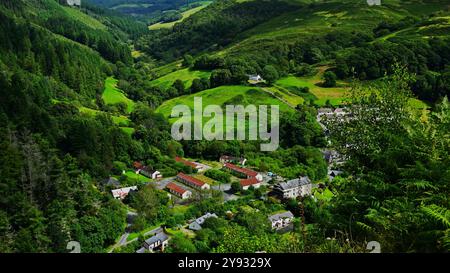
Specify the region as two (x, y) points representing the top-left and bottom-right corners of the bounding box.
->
(104, 104), (349, 253)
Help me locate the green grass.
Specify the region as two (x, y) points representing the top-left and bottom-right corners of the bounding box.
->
(79, 106), (130, 124)
(170, 205), (190, 215)
(127, 222), (163, 242)
(276, 69), (350, 107)
(217, 0), (449, 57)
(102, 77), (135, 114)
(156, 85), (293, 120)
(123, 171), (150, 183)
(149, 2), (211, 30)
(150, 68), (211, 89)
(120, 127), (135, 136)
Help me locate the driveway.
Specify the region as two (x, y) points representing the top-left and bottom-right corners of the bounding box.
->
(212, 183), (239, 202)
(146, 177), (175, 190)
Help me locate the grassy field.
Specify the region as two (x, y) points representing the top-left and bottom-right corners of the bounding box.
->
(102, 77), (135, 114)
(275, 66), (351, 106)
(123, 171), (151, 183)
(150, 68), (211, 89)
(149, 2), (211, 30)
(78, 107), (134, 136)
(156, 85), (293, 119)
(192, 174), (216, 185)
(62, 6), (107, 30)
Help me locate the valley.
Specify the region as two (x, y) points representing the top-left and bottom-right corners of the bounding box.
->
(0, 0), (448, 255)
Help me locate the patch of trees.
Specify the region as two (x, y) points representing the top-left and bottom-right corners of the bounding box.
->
(204, 169), (231, 184)
(44, 16), (132, 64)
(323, 67), (450, 252)
(334, 37), (450, 102)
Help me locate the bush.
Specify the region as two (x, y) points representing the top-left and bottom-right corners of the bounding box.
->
(205, 169), (231, 183)
(322, 71), (337, 87)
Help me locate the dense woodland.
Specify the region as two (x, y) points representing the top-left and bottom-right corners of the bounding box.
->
(0, 0), (448, 253)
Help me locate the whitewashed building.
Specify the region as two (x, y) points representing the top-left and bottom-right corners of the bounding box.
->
(111, 186), (137, 200)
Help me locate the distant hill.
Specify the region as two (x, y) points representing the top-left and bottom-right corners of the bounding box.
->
(88, 0), (210, 19)
(137, 0), (450, 103)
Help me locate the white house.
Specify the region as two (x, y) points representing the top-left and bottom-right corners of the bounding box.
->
(139, 166), (162, 180)
(249, 74), (263, 82)
(111, 186), (137, 200)
(268, 211), (294, 230)
(274, 177), (312, 199)
(188, 213), (218, 231)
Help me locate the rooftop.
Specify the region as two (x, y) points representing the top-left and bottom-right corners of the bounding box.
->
(268, 211), (294, 222)
(224, 162), (258, 177)
(194, 213), (217, 225)
(177, 173), (206, 187)
(144, 232), (169, 246)
(276, 177), (311, 191)
(240, 177), (260, 187)
(166, 182), (188, 195)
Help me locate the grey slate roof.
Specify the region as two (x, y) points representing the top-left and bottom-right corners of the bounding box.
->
(144, 232), (169, 246)
(277, 177), (311, 191)
(189, 213), (218, 230)
(268, 211), (294, 222)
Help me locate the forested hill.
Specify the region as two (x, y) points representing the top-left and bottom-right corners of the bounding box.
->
(0, 0), (156, 253)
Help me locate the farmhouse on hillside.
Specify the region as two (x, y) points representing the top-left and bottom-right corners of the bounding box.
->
(223, 163), (263, 182)
(274, 177), (312, 199)
(139, 166), (163, 180)
(248, 74), (264, 83)
(188, 213), (218, 231)
(166, 182), (192, 199)
(176, 173), (210, 190)
(268, 211), (294, 230)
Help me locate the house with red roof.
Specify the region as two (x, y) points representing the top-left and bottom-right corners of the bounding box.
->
(240, 177), (261, 191)
(166, 182), (192, 199)
(223, 163), (263, 182)
(176, 173), (210, 190)
(175, 156), (202, 170)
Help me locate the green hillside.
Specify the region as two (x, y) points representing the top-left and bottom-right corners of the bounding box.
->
(148, 1), (211, 30)
(103, 77), (135, 113)
(149, 68), (211, 89)
(157, 85), (293, 120)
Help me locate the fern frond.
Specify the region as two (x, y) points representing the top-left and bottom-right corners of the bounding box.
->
(422, 205), (450, 228)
